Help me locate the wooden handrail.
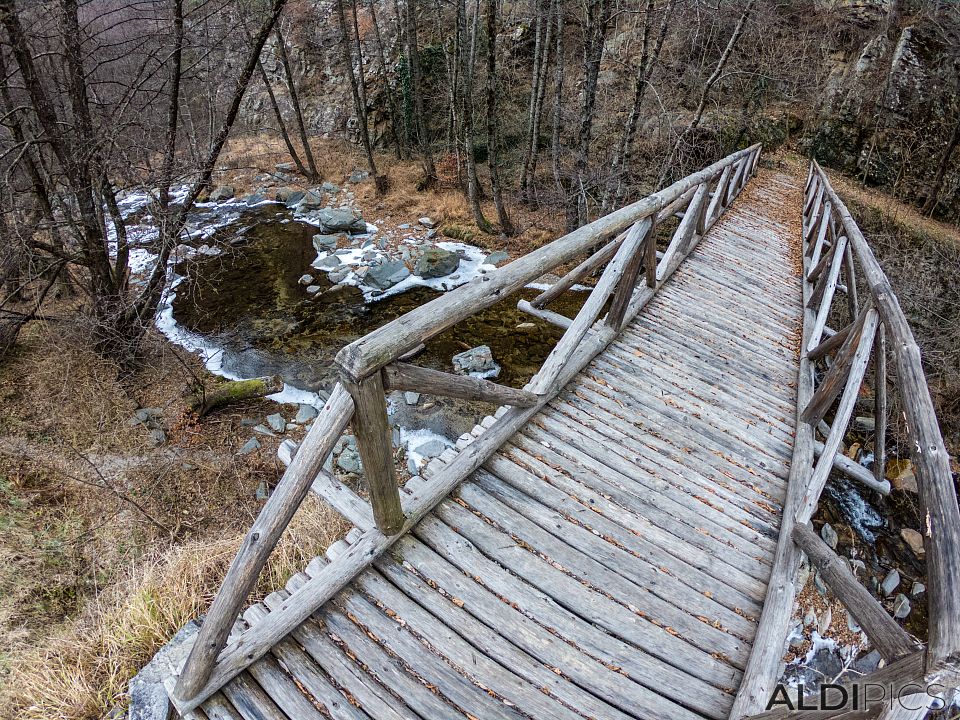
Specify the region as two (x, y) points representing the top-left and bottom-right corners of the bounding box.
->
(334, 144), (762, 383)
(812, 161), (960, 672)
(172, 385), (354, 704)
(732, 162), (960, 719)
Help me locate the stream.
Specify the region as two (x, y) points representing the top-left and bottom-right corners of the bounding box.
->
(155, 200), (586, 440)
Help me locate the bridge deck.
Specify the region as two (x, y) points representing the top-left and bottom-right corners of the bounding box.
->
(203, 172), (805, 720)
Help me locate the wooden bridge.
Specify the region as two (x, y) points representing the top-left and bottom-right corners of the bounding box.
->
(164, 147), (960, 720)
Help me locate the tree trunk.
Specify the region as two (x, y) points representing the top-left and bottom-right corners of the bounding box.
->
(922, 117), (960, 216)
(550, 0), (565, 197)
(566, 0), (612, 230)
(659, 0), (754, 188)
(519, 2), (546, 203)
(275, 24), (320, 181)
(404, 0), (438, 187)
(485, 0), (513, 234)
(257, 59), (311, 177)
(335, 0), (388, 192)
(601, 0), (673, 214)
(367, 0), (407, 158)
(462, 0), (491, 231)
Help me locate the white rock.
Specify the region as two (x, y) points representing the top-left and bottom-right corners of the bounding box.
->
(404, 391), (420, 406)
(278, 439), (298, 467)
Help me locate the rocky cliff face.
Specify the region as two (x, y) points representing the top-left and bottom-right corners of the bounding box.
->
(804, 4), (960, 220)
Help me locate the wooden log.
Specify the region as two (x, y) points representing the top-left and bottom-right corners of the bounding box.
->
(172, 385), (354, 706)
(309, 469), (373, 531)
(528, 215), (650, 395)
(530, 229), (627, 309)
(843, 239), (860, 320)
(797, 308), (880, 523)
(606, 218), (653, 330)
(335, 144), (761, 382)
(655, 185), (697, 225)
(382, 361), (538, 407)
(657, 182), (709, 282)
(807, 234), (849, 351)
(807, 317), (854, 363)
(793, 522), (919, 661)
(813, 442), (891, 495)
(728, 190), (818, 718)
(188, 376), (284, 417)
(806, 237), (839, 285)
(342, 372), (404, 535)
(706, 164), (733, 227)
(874, 324), (887, 486)
(816, 160), (960, 670)
(802, 305), (871, 427)
(516, 299), (572, 329)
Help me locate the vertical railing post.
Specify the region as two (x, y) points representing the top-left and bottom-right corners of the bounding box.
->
(343, 372), (405, 535)
(873, 323), (887, 486)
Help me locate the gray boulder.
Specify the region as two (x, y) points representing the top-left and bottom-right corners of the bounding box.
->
(317, 208), (366, 234)
(337, 446), (362, 474)
(820, 523), (838, 550)
(295, 404), (318, 423)
(314, 255), (341, 269)
(312, 233), (341, 252)
(299, 274), (314, 285)
(484, 250), (509, 266)
(284, 191), (305, 208)
(366, 260), (410, 290)
(275, 186), (300, 203)
(321, 181), (340, 193)
(266, 413), (286, 433)
(278, 439), (298, 467)
(239, 437), (261, 455)
(128, 621), (200, 720)
(415, 246), (460, 278)
(414, 438), (447, 459)
(893, 593), (911, 619)
(298, 190), (324, 209)
(208, 185), (234, 202)
(275, 162), (296, 173)
(453, 345), (498, 376)
(881, 568), (901, 596)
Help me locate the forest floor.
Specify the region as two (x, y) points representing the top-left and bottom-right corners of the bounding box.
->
(1, 139), (957, 720)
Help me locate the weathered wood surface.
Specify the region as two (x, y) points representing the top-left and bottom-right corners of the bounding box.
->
(814, 161), (960, 673)
(169, 164), (818, 720)
(792, 522), (919, 661)
(382, 361), (538, 407)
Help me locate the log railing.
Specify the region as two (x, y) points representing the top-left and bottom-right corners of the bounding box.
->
(733, 161), (960, 719)
(167, 143), (763, 714)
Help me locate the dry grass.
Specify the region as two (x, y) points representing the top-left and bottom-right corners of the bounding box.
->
(1, 495), (344, 720)
(215, 134), (569, 260)
(0, 313), (348, 720)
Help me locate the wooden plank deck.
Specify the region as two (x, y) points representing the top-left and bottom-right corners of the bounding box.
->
(188, 171), (804, 720)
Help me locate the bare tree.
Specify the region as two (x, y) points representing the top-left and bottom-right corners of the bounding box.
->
(601, 0), (674, 214)
(335, 0), (388, 192)
(460, 0), (490, 230)
(518, 0), (554, 205)
(485, 0), (513, 234)
(659, 0), (755, 187)
(567, 0), (613, 229)
(0, 0), (287, 359)
(403, 0), (438, 187)
(275, 24), (320, 181)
